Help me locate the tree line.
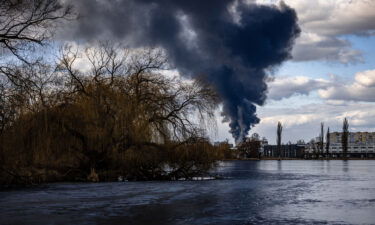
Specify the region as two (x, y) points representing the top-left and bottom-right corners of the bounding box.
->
(275, 118), (350, 159)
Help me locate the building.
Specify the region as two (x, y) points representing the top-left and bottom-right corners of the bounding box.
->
(329, 132), (375, 144)
(306, 132), (375, 158)
(263, 144), (305, 158)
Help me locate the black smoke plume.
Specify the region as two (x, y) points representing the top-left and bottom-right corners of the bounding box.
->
(68, 0), (300, 142)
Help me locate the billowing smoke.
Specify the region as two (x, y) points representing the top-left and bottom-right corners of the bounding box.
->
(67, 0), (300, 142)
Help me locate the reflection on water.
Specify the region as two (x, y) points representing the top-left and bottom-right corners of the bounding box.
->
(1, 160), (375, 225)
(343, 160), (349, 173)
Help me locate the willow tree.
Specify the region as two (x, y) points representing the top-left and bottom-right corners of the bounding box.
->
(54, 43), (219, 180)
(342, 118), (349, 159)
(0, 42), (220, 184)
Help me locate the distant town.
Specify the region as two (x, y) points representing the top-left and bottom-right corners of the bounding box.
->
(215, 128), (375, 159)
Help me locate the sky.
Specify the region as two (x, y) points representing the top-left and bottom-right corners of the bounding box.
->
(56, 0), (375, 145)
(65, 0), (302, 144)
(214, 0), (375, 144)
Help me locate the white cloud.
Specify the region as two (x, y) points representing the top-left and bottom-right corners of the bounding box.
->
(260, 113), (320, 127)
(291, 0), (375, 36)
(272, 0), (375, 63)
(291, 32), (363, 63)
(267, 69), (375, 102)
(355, 70), (375, 87)
(318, 69), (375, 102)
(267, 75), (331, 100)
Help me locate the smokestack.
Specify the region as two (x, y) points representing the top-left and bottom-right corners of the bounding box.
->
(67, 0), (300, 142)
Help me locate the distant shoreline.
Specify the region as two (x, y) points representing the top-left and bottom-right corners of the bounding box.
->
(223, 158), (375, 161)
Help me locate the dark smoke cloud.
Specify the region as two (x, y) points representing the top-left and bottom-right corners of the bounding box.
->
(68, 0), (300, 142)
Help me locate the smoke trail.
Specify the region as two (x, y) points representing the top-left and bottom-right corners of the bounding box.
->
(67, 0), (300, 142)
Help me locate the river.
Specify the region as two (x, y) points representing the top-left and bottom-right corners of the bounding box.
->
(1, 160), (375, 225)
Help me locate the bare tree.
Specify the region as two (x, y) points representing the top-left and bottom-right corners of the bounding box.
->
(0, 0), (74, 133)
(0, 0), (73, 63)
(342, 118), (349, 159)
(277, 121), (282, 159)
(326, 127), (330, 158)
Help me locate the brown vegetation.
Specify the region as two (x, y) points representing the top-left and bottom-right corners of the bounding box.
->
(0, 43), (228, 185)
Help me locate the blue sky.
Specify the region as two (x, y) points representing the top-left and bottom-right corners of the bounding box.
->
(214, 0), (375, 144)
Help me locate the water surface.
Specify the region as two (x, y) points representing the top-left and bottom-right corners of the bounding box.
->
(1, 160), (375, 225)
